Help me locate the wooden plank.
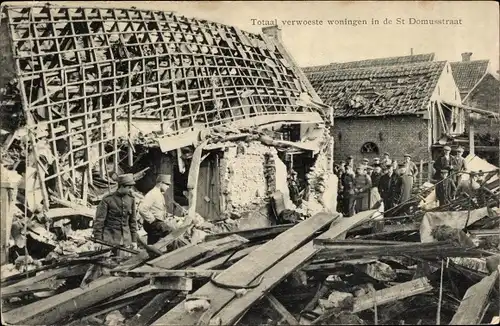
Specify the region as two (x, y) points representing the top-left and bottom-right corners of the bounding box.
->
(107, 267), (218, 278)
(152, 212), (340, 326)
(352, 277), (433, 313)
(212, 211), (376, 325)
(450, 270), (499, 325)
(193, 244), (261, 270)
(266, 294), (300, 325)
(2, 279), (66, 299)
(2, 264), (90, 288)
(125, 291), (177, 326)
(2, 236), (237, 325)
(310, 277), (433, 325)
(204, 224), (294, 241)
(151, 277), (192, 291)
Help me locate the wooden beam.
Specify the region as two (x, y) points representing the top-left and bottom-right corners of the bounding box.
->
(125, 291), (177, 326)
(204, 224), (294, 242)
(212, 210), (376, 325)
(2, 278), (66, 299)
(266, 294), (300, 325)
(152, 212), (340, 326)
(106, 267), (219, 278)
(150, 277), (192, 291)
(450, 270), (499, 325)
(2, 236), (240, 325)
(311, 277), (433, 325)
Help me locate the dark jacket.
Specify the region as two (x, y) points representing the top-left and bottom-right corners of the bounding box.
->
(379, 172), (403, 206)
(436, 179), (456, 206)
(371, 171), (382, 188)
(93, 192), (138, 246)
(342, 173), (356, 196)
(433, 155), (457, 179)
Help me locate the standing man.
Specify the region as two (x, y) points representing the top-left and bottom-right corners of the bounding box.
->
(354, 164), (372, 213)
(346, 156), (354, 170)
(379, 163), (403, 215)
(93, 174), (138, 254)
(433, 146), (457, 181)
(454, 146), (467, 184)
(342, 165), (356, 217)
(369, 163), (383, 208)
(435, 168), (456, 206)
(381, 152), (392, 171)
(401, 154), (418, 203)
(139, 174), (177, 245)
(361, 158), (370, 170)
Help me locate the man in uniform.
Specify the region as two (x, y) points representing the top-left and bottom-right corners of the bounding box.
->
(139, 174), (177, 245)
(433, 146), (457, 181)
(401, 154), (418, 203)
(361, 158), (370, 170)
(435, 168), (456, 206)
(93, 174), (138, 254)
(379, 163), (403, 215)
(454, 146), (467, 184)
(342, 165), (356, 217)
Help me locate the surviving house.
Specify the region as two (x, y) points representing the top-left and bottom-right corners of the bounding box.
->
(304, 54), (465, 164)
(0, 5), (334, 226)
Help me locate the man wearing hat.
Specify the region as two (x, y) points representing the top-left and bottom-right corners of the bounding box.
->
(433, 146), (457, 181)
(139, 174), (177, 245)
(354, 164), (372, 212)
(454, 146), (467, 184)
(372, 157), (381, 166)
(93, 173), (138, 252)
(346, 156), (354, 170)
(400, 154), (418, 203)
(435, 168), (456, 206)
(379, 162), (403, 215)
(380, 152), (392, 172)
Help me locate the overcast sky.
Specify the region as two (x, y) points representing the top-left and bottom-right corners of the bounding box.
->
(8, 1), (500, 72)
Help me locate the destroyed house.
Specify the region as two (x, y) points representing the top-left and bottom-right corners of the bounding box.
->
(0, 4), (334, 224)
(450, 53), (500, 164)
(304, 55), (466, 164)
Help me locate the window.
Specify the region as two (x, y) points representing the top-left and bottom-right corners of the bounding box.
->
(360, 142), (379, 154)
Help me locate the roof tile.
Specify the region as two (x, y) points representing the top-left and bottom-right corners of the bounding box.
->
(450, 60), (489, 94)
(305, 61), (447, 117)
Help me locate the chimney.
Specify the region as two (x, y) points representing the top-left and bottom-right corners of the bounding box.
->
(262, 25), (282, 42)
(410, 48), (414, 55)
(461, 52), (473, 62)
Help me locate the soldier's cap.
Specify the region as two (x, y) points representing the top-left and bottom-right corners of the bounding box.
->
(443, 146), (451, 151)
(383, 152), (390, 156)
(157, 174), (172, 185)
(373, 163), (381, 167)
(373, 157), (380, 162)
(356, 164), (365, 170)
(404, 153), (411, 158)
(398, 161), (406, 167)
(366, 165), (374, 170)
(347, 155), (354, 160)
(117, 173), (135, 186)
(385, 162), (393, 168)
(362, 158), (369, 163)
(457, 146), (464, 152)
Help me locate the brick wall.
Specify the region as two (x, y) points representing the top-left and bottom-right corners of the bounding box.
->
(464, 73), (500, 135)
(333, 115), (429, 164)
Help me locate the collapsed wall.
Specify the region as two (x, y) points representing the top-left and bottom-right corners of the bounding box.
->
(218, 138), (337, 229)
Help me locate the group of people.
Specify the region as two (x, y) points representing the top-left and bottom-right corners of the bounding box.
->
(335, 152), (419, 217)
(93, 173), (176, 254)
(433, 145), (472, 206)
